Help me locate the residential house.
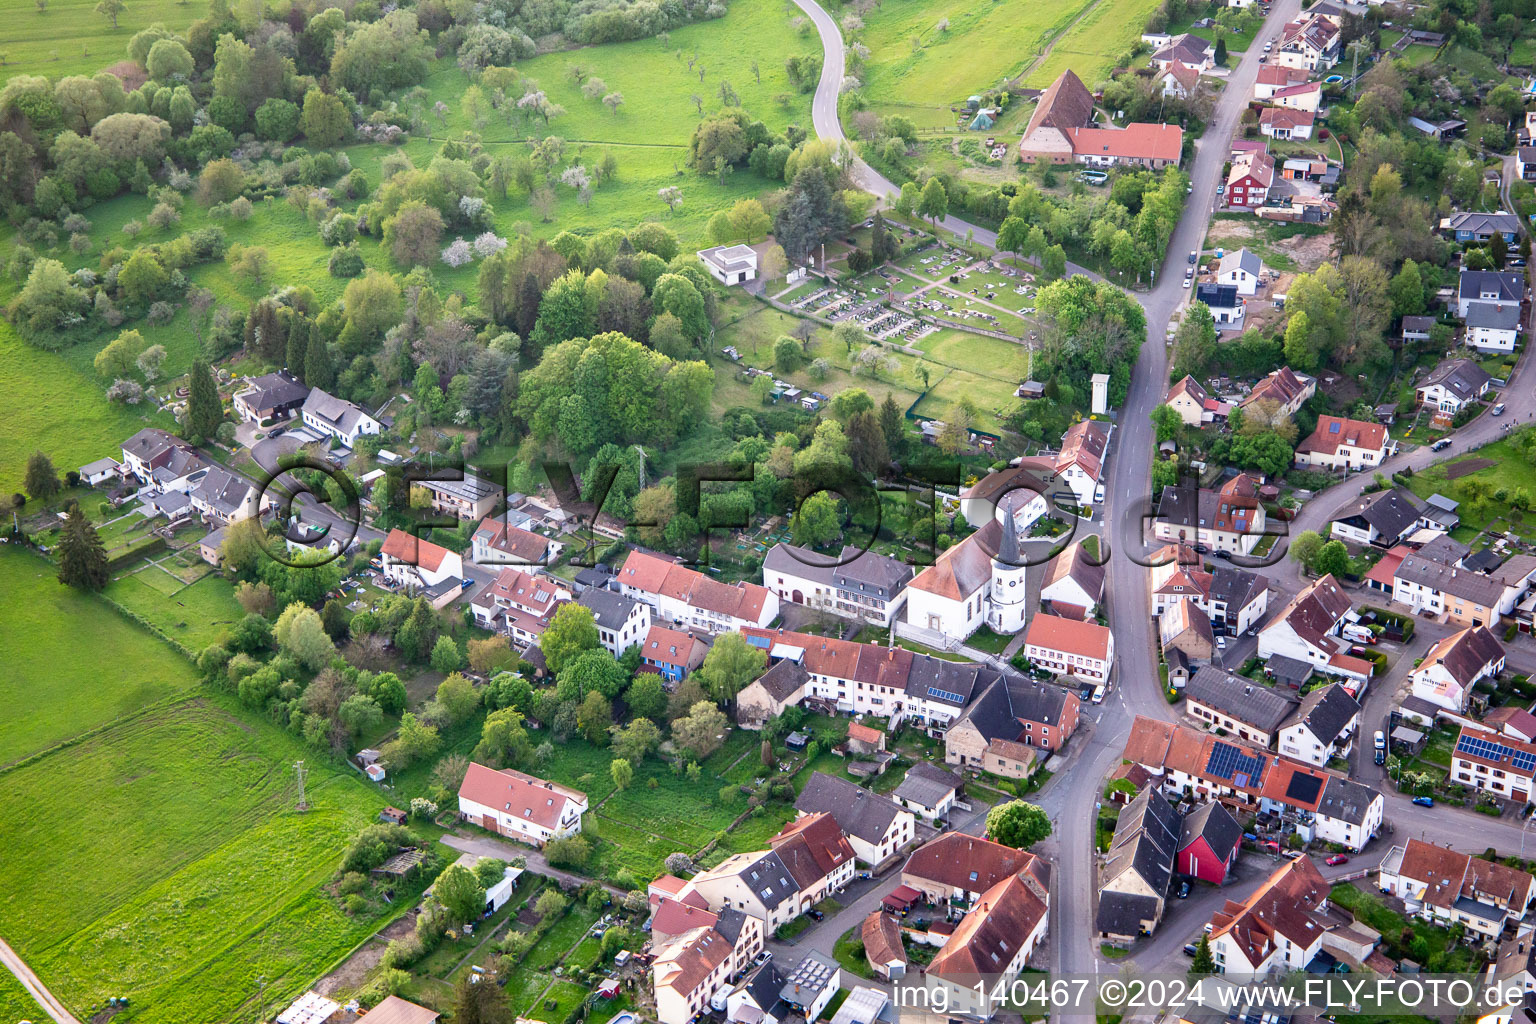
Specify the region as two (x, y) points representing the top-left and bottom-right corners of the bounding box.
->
(1486, 705), (1536, 743)
(1150, 33), (1215, 70)
(1457, 270), (1525, 316)
(457, 763), (587, 846)
(945, 675), (1082, 774)
(471, 516), (565, 566)
(1378, 839), (1535, 939)
(687, 849), (803, 934)
(1392, 540), (1536, 626)
(957, 462), (1057, 528)
(1277, 683), (1361, 767)
(1275, 14), (1341, 69)
(1023, 613), (1115, 682)
(1330, 488), (1426, 547)
(1177, 801), (1242, 885)
(769, 812), (858, 911)
(1442, 212), (1521, 244)
(1256, 574), (1372, 684)
(1227, 150), (1276, 209)
(578, 587), (651, 657)
(1039, 538), (1106, 619)
(1158, 60), (1202, 99)
(1465, 301), (1523, 353)
(300, 388), (381, 447)
(652, 911), (764, 1024)
(120, 427), (206, 490)
(697, 244), (758, 286)
(861, 911), (908, 980)
(1166, 375), (1226, 426)
(1271, 81), (1324, 112)
(1148, 544), (1270, 635)
(901, 832), (1048, 910)
(1451, 724), (1536, 804)
(381, 528), (464, 591)
(641, 624), (709, 682)
(1124, 717), (1384, 849)
(618, 549), (778, 634)
(891, 761), (964, 823)
(1096, 788), (1181, 942)
(1152, 473), (1268, 556)
(795, 771), (916, 867)
(732, 625), (1001, 732)
(1183, 667), (1298, 747)
(1160, 598), (1215, 662)
(1417, 358), (1494, 416)
(421, 474), (503, 521)
(1241, 366), (1316, 417)
(1294, 415), (1394, 472)
(1017, 69), (1098, 163)
(1195, 282), (1245, 326)
(1259, 107), (1316, 140)
(1402, 315), (1437, 343)
(189, 466), (261, 525)
(925, 865), (1051, 1019)
(1066, 124), (1185, 171)
(720, 961), (788, 1024)
(776, 954), (840, 1024)
(1207, 857), (1336, 975)
(1519, 146), (1536, 181)
(1253, 65), (1311, 100)
(1408, 626), (1506, 712)
(762, 543), (913, 628)
(233, 371), (308, 423)
(1216, 249), (1264, 296)
(1054, 418), (1113, 506)
(470, 568), (572, 646)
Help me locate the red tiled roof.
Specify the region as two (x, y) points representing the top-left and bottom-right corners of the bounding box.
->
(382, 528), (454, 572)
(1068, 123), (1184, 162)
(458, 762), (585, 829)
(1261, 107), (1316, 131)
(1297, 415), (1389, 457)
(1025, 612), (1112, 661)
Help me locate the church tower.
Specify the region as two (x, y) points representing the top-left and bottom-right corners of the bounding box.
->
(989, 494), (1029, 634)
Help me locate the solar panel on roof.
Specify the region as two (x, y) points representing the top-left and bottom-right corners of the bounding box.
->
(1285, 771), (1323, 805)
(1457, 734), (1536, 772)
(1206, 741), (1266, 786)
(927, 686), (964, 703)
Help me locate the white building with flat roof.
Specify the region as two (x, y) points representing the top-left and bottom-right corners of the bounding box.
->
(698, 244), (758, 285)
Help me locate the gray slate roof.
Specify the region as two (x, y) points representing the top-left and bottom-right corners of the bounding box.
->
(1316, 775), (1377, 825)
(1458, 269), (1524, 303)
(763, 542), (914, 600)
(1185, 667), (1298, 733)
(1465, 300), (1522, 331)
(1095, 891), (1162, 937)
(1219, 248), (1262, 279)
(795, 772), (906, 846)
(1421, 358), (1493, 401)
(1178, 800), (1242, 861)
(1103, 788), (1180, 897)
(1283, 683), (1361, 746)
(1332, 487), (1424, 542)
(891, 761), (962, 810)
(577, 587), (640, 631)
(302, 387), (373, 436)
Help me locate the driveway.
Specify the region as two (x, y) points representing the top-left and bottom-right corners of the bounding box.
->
(441, 833), (628, 898)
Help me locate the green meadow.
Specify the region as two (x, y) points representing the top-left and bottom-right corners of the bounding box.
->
(0, 547), (200, 766)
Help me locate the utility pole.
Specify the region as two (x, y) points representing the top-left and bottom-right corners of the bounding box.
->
(1349, 39), (1370, 99)
(294, 760), (309, 811)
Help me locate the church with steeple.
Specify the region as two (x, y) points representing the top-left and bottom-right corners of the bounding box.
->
(905, 491), (1039, 640)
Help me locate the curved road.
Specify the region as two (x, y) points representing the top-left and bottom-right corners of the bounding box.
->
(780, 0), (1536, 981)
(790, 0), (1102, 281)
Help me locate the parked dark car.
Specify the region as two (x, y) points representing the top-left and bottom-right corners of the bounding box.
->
(1177, 880), (1191, 899)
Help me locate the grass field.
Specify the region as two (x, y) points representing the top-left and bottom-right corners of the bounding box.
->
(0, 969), (47, 1024)
(0, 695), (389, 1023)
(1025, 0), (1163, 87)
(0, 0), (200, 78)
(0, 547), (200, 766)
(1405, 438), (1536, 539)
(857, 0), (1096, 127)
(105, 567), (246, 650)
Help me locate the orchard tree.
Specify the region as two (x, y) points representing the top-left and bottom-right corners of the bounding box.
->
(434, 863), (486, 924)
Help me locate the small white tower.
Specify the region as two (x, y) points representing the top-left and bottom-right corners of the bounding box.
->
(1091, 373), (1111, 416)
(988, 494), (1029, 634)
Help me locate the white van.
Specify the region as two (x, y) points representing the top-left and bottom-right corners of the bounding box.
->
(1092, 684), (1107, 705)
(1341, 623), (1375, 645)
